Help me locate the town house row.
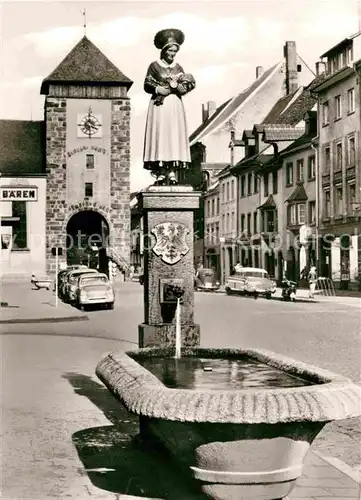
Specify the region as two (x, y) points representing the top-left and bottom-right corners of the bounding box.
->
(200, 32), (361, 290)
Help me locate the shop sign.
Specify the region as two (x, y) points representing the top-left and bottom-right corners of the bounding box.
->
(0, 186), (38, 201)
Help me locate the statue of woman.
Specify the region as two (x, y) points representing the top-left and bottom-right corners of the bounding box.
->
(143, 28), (196, 185)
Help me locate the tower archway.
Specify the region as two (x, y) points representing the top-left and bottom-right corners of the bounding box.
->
(66, 210), (109, 273)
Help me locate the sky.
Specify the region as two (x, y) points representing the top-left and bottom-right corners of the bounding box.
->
(0, 0), (360, 190)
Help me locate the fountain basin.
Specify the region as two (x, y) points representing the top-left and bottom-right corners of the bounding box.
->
(96, 347), (361, 500)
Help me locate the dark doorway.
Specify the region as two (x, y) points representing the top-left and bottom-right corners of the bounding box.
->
(66, 210), (109, 274)
(207, 250), (220, 280)
(286, 247), (297, 282)
(278, 251), (284, 284)
(265, 250), (275, 277)
(227, 247), (233, 276)
(340, 235), (351, 290)
(320, 237), (332, 279)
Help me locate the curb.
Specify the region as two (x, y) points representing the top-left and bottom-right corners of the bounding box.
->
(0, 315), (89, 325)
(312, 450), (361, 484)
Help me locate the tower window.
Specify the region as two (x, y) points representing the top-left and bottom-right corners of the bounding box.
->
(86, 154), (94, 169)
(85, 182), (93, 198)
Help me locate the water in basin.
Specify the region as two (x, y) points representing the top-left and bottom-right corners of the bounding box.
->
(138, 357), (315, 390)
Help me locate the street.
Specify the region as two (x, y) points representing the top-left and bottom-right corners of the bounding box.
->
(2, 282), (361, 485)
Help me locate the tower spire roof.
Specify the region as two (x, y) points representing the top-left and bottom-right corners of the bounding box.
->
(40, 36), (133, 94)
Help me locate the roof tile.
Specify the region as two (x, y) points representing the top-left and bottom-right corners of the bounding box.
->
(263, 125), (305, 142)
(41, 36), (133, 94)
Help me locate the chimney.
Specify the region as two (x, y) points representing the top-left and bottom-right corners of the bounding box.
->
(304, 112), (317, 136)
(315, 60), (326, 76)
(207, 101), (217, 119)
(256, 66), (264, 78)
(284, 41), (298, 94)
(202, 103), (208, 123)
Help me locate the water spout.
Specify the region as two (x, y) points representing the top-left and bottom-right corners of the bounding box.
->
(175, 297), (181, 358)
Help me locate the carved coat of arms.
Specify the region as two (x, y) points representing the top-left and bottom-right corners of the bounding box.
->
(151, 222), (189, 265)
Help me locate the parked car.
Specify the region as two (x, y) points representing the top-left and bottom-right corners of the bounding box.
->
(75, 273), (114, 310)
(55, 266), (89, 296)
(62, 268), (98, 303)
(194, 268), (220, 291)
(225, 267), (276, 299)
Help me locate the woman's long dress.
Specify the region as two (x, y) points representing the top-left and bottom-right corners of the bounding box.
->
(143, 59), (195, 175)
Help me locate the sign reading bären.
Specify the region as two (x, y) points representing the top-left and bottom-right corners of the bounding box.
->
(0, 186), (38, 201)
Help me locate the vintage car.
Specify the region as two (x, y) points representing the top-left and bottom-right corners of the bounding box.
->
(75, 273), (114, 310)
(55, 266), (88, 296)
(225, 267), (276, 299)
(194, 268), (220, 292)
(62, 268), (98, 303)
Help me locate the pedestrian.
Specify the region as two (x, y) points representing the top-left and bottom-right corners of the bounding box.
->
(129, 264), (135, 281)
(308, 266), (317, 298)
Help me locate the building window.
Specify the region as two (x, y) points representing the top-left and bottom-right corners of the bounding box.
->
(231, 180), (234, 200)
(324, 146), (331, 173)
(85, 182), (93, 198)
(335, 95), (342, 120)
(346, 45), (354, 64)
(216, 197), (220, 215)
(222, 214), (225, 232)
(308, 156), (315, 180)
(288, 203), (305, 225)
(347, 183), (356, 214)
(347, 88), (355, 114)
(335, 142), (342, 171)
(324, 190), (331, 218)
(334, 186), (343, 216)
(347, 136), (355, 166)
(286, 162), (293, 186)
(296, 159), (304, 182)
(226, 213), (230, 232)
(247, 173), (252, 195)
(254, 174), (259, 194)
(221, 184), (225, 202)
(241, 176), (246, 197)
(12, 201), (27, 249)
(247, 213), (252, 235)
(215, 222), (219, 242)
(241, 214), (245, 232)
(264, 173), (269, 197)
(322, 101), (329, 125)
(86, 154), (94, 169)
(308, 201), (316, 223)
(272, 171), (278, 194)
(262, 210), (277, 232)
(211, 199), (215, 217)
(207, 200), (210, 217)
(253, 211), (258, 234)
(226, 182), (230, 201)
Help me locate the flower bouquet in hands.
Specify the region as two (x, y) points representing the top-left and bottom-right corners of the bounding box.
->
(149, 73), (196, 105)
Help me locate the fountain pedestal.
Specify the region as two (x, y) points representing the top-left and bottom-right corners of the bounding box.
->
(137, 186), (201, 348)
